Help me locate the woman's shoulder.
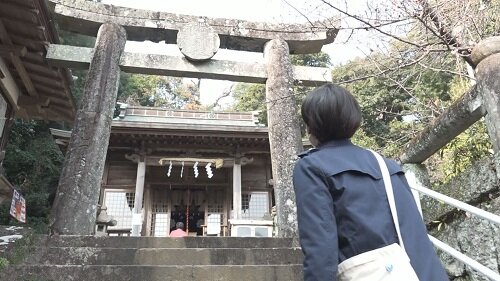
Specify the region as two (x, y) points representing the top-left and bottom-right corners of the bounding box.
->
(297, 147), (319, 159)
(299, 144), (403, 178)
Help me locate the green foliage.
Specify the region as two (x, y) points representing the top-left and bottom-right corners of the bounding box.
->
(117, 74), (200, 109)
(231, 43), (490, 183)
(290, 52), (331, 68)
(0, 257), (9, 270)
(0, 202), (10, 225)
(231, 83), (267, 123)
(351, 128), (378, 149)
(2, 120), (64, 231)
(438, 121), (492, 183)
(333, 51), (492, 182)
(484, 0), (500, 35)
(424, 77), (493, 183)
(6, 232), (37, 264)
(231, 53), (330, 127)
(332, 55), (454, 157)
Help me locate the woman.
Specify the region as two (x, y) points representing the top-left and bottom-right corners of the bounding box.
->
(293, 83), (448, 281)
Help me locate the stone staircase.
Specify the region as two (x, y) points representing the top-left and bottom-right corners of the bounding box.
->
(1, 236), (304, 281)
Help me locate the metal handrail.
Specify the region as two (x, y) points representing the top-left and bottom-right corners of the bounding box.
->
(411, 184), (500, 225)
(409, 183), (500, 280)
(429, 236), (500, 281)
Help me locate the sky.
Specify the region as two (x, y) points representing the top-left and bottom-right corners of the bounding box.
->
(101, 0), (376, 107)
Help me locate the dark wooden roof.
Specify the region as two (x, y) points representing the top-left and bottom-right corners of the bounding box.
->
(0, 0), (76, 122)
(109, 132), (270, 152)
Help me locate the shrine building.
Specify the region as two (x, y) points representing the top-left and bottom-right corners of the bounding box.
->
(52, 104), (277, 237)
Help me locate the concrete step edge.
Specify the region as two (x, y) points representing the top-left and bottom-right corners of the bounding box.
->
(2, 264), (305, 281)
(37, 236), (300, 249)
(23, 247), (304, 266)
(8, 264), (303, 268)
(32, 245), (301, 251)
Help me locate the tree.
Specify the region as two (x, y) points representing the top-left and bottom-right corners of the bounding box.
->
(0, 121), (64, 232)
(285, 0), (498, 102)
(232, 83), (267, 123)
(333, 51), (491, 182)
(117, 74), (200, 109)
(333, 52), (454, 144)
(231, 52), (332, 127)
(285, 0), (497, 181)
(290, 52), (331, 68)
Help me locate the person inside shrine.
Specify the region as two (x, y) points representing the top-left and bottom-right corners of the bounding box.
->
(170, 222), (188, 237)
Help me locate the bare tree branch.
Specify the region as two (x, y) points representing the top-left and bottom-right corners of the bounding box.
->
(282, 0), (315, 27)
(337, 18), (408, 30)
(417, 62), (475, 80)
(318, 0), (423, 47)
(337, 50), (430, 85)
(209, 85), (233, 110)
(416, 0), (475, 66)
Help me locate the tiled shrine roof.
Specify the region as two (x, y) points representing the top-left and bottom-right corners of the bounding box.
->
(115, 105), (265, 130)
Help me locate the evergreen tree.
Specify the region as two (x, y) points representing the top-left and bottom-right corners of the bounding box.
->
(0, 121), (64, 232)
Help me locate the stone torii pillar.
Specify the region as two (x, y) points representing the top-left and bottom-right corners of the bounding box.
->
(264, 39), (303, 238)
(472, 36), (500, 178)
(50, 23), (126, 235)
(472, 37), (500, 153)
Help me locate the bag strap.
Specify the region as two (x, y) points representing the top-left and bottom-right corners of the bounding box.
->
(368, 149), (406, 253)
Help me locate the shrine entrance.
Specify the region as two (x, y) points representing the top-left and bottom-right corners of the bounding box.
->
(169, 188), (205, 236)
(148, 186), (227, 237)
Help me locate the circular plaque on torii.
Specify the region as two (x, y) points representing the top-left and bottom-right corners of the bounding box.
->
(177, 22), (220, 61)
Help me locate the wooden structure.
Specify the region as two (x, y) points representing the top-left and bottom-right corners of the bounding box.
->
(52, 106), (273, 237)
(0, 0), (76, 204)
(47, 0), (338, 236)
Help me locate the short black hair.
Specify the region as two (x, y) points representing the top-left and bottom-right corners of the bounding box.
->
(176, 222), (184, 229)
(301, 83), (362, 143)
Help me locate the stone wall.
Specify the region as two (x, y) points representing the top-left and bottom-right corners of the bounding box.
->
(421, 153), (500, 225)
(432, 197), (500, 280)
(427, 154), (500, 280)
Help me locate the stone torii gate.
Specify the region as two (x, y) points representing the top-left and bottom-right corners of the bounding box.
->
(46, 0), (339, 237)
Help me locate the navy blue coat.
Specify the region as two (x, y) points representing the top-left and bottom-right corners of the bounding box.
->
(293, 139), (448, 281)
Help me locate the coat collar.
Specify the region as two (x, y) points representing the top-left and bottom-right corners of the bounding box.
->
(317, 139), (353, 149)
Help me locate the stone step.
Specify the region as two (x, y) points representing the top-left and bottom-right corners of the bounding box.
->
(25, 247), (303, 265)
(37, 235), (299, 249)
(2, 264), (304, 281)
